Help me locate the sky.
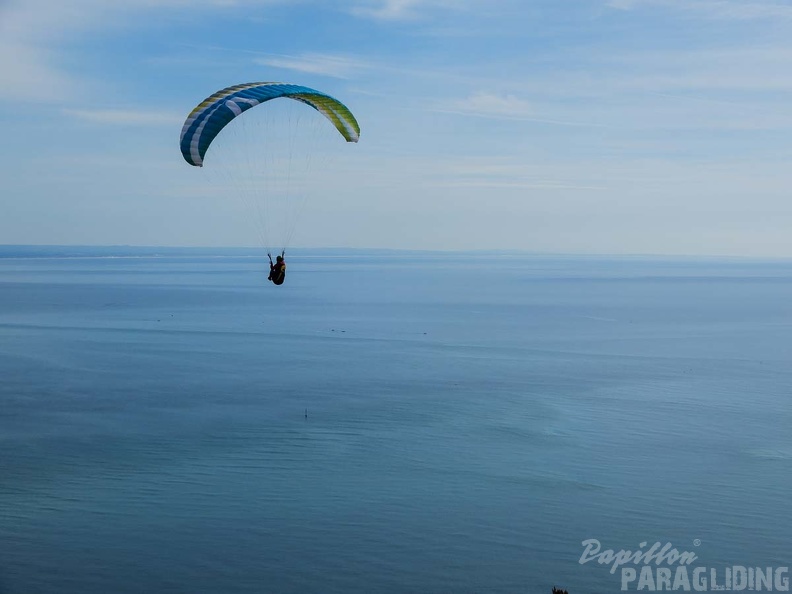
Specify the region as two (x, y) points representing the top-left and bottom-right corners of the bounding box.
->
(1, 0), (791, 255)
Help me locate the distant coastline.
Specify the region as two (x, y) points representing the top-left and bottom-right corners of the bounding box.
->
(1, 245), (790, 262)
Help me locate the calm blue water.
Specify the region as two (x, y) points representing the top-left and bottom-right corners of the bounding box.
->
(1, 248), (791, 593)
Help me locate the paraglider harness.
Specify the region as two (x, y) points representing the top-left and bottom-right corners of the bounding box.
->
(268, 251), (286, 286)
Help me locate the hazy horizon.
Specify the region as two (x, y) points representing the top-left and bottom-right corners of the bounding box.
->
(4, 243), (792, 261)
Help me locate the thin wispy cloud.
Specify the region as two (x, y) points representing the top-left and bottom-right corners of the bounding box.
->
(448, 92), (534, 118)
(594, 45), (792, 96)
(0, 0), (102, 101)
(349, 0), (469, 21)
(417, 157), (610, 191)
(187, 43), (494, 87)
(0, 40), (82, 101)
(433, 180), (609, 190)
(63, 108), (183, 125)
(254, 53), (370, 79)
(430, 93), (603, 127)
(0, 0), (293, 103)
(351, 0), (421, 20)
(607, 0), (792, 20)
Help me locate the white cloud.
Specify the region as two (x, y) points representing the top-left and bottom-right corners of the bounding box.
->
(0, 0), (292, 103)
(430, 92), (603, 127)
(598, 46), (792, 95)
(0, 0), (107, 101)
(63, 108), (183, 125)
(448, 92), (534, 117)
(0, 39), (83, 102)
(606, 0), (792, 20)
(254, 53), (369, 79)
(424, 158), (610, 191)
(349, 0), (470, 21)
(352, 0), (421, 19)
(434, 180), (609, 190)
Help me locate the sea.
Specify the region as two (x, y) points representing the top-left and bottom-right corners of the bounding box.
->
(1, 246), (790, 594)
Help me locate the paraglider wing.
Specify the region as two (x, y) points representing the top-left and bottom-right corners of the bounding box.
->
(179, 82), (360, 167)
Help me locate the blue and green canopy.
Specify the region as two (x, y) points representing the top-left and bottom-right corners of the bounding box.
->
(180, 82), (360, 167)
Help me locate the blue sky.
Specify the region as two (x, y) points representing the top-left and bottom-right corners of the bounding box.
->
(1, 0), (791, 255)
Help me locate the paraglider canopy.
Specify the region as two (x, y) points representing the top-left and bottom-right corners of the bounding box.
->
(180, 82), (360, 167)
